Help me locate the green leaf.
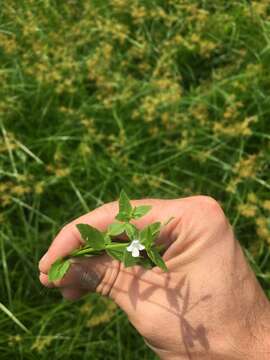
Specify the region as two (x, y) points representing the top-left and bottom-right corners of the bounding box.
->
(140, 225), (152, 248)
(48, 258), (71, 282)
(76, 223), (105, 250)
(123, 250), (139, 267)
(132, 205), (152, 219)
(149, 222), (161, 237)
(107, 222), (126, 236)
(115, 213), (129, 222)
(115, 190), (132, 222)
(119, 190), (132, 213)
(104, 234), (112, 245)
(156, 243), (166, 253)
(138, 257), (153, 269)
(106, 248), (125, 262)
(146, 247), (168, 272)
(124, 223), (139, 239)
(139, 222), (161, 248)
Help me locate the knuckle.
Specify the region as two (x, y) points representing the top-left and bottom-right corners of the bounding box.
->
(195, 195), (223, 215)
(196, 195), (219, 206)
(192, 195), (228, 229)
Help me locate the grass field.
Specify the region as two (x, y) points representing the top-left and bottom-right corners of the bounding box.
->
(0, 1), (270, 359)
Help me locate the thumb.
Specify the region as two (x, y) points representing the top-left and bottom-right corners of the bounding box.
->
(40, 242), (148, 298)
(43, 252), (174, 325)
(40, 249), (152, 320)
(45, 254), (123, 301)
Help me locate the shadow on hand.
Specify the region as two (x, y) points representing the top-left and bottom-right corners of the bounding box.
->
(121, 268), (211, 359)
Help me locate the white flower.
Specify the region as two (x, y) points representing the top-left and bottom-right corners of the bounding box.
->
(126, 239), (145, 257)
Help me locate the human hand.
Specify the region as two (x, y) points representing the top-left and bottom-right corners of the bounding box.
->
(39, 196), (270, 359)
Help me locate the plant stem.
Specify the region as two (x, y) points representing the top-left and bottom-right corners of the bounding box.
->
(70, 242), (128, 257)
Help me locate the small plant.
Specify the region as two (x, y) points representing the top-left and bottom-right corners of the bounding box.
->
(48, 190), (173, 282)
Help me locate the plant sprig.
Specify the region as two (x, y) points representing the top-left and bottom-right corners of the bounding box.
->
(48, 190), (173, 282)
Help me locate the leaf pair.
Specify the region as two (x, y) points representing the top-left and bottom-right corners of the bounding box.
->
(105, 246), (138, 267)
(115, 190), (152, 222)
(107, 222), (138, 239)
(106, 247), (152, 269)
(139, 222), (168, 271)
(140, 222), (161, 248)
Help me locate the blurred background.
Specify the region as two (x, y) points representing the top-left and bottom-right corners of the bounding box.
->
(0, 1), (269, 359)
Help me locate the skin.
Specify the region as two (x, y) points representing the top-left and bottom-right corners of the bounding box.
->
(39, 195), (270, 359)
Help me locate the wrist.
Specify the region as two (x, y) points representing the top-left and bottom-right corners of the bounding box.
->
(221, 293), (270, 360)
(145, 298), (270, 360)
(246, 301), (270, 359)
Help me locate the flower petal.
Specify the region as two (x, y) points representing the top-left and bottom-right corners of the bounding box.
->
(132, 248), (140, 257)
(126, 244), (133, 252)
(138, 244), (145, 250)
